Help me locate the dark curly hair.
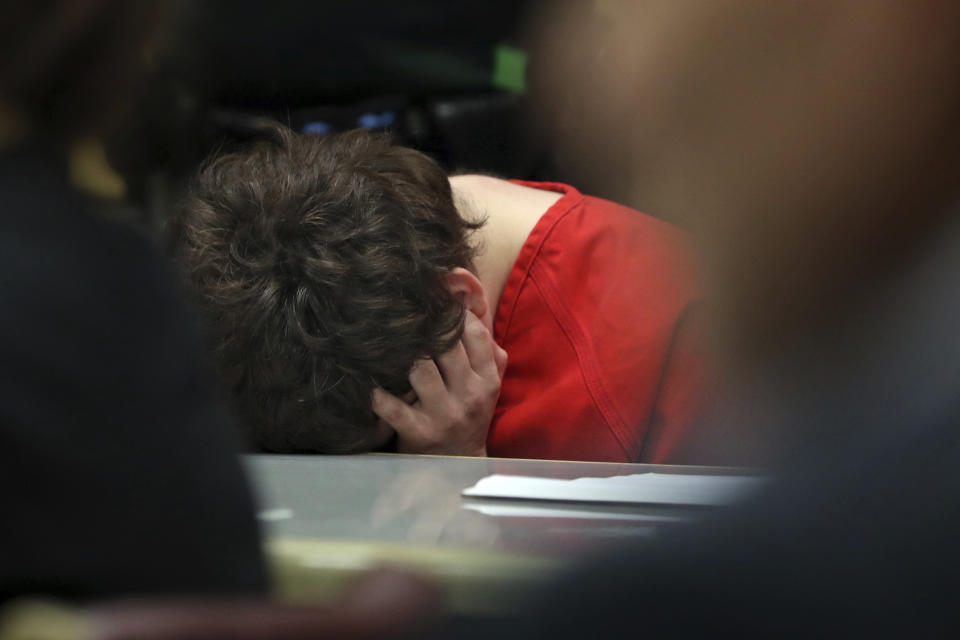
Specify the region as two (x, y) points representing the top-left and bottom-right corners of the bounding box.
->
(171, 124), (483, 452)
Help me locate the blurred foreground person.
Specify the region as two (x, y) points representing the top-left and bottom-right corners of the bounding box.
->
(0, 5), (442, 636)
(0, 1), (268, 601)
(495, 0), (960, 636)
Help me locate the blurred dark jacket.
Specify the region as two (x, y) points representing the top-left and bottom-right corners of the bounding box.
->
(0, 146), (267, 602)
(497, 215), (960, 637)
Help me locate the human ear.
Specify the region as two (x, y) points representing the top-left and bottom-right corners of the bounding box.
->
(445, 267), (489, 322)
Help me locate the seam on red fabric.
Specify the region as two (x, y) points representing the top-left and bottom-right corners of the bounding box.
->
(493, 182), (585, 343)
(635, 301), (700, 462)
(528, 260), (636, 460)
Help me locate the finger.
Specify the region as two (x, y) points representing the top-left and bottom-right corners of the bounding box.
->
(371, 388), (420, 434)
(408, 358), (447, 407)
(460, 312), (499, 380)
(494, 343), (508, 380)
(435, 340), (472, 394)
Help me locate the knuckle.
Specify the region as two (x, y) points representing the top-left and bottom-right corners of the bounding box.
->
(465, 322), (487, 341)
(478, 378), (500, 398)
(463, 391), (483, 410)
(447, 405), (467, 426)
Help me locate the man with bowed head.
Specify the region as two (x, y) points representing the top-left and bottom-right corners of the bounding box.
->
(173, 125), (707, 462)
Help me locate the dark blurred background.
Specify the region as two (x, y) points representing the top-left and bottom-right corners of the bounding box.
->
(104, 0), (627, 231)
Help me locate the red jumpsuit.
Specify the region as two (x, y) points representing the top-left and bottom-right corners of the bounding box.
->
(488, 182), (707, 463)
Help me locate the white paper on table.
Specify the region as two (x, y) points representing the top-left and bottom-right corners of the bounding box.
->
(462, 502), (693, 522)
(461, 473), (766, 507)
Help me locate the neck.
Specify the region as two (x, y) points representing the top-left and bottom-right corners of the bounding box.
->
(449, 175), (563, 319)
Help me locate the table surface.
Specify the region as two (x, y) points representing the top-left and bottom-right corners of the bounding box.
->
(246, 453), (754, 614)
(247, 453), (744, 556)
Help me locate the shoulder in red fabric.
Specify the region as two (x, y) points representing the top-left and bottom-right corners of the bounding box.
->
(488, 182), (706, 463)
